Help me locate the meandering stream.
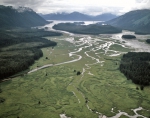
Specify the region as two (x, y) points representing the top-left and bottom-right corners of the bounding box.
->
(33, 21), (150, 118)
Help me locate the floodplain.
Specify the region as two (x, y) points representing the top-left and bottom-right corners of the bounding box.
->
(0, 34), (150, 118)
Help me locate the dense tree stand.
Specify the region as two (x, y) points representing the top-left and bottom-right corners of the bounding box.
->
(120, 52), (150, 88)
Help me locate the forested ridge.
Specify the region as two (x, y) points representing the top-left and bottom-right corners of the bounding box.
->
(53, 23), (122, 35)
(0, 29), (62, 80)
(120, 52), (150, 89)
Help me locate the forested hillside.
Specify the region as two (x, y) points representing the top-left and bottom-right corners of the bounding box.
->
(107, 9), (150, 34)
(0, 29), (62, 80)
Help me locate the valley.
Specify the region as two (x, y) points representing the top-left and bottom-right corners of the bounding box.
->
(0, 23), (150, 118)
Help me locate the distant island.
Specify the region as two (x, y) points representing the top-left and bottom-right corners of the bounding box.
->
(122, 35), (136, 39)
(53, 23), (122, 35)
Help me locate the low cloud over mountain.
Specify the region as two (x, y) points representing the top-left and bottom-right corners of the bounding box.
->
(1, 0), (150, 15)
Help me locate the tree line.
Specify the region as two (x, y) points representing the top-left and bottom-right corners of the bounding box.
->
(119, 52), (150, 88)
(0, 29), (62, 80)
(0, 49), (43, 79)
(146, 39), (150, 44)
(0, 29), (61, 48)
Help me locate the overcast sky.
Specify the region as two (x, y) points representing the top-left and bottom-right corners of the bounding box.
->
(0, 0), (150, 15)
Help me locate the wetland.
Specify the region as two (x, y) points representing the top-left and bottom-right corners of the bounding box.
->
(0, 21), (150, 118)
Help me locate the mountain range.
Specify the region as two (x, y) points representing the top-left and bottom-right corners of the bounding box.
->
(106, 9), (150, 34)
(1, 5), (150, 34)
(0, 5), (48, 28)
(40, 12), (117, 21)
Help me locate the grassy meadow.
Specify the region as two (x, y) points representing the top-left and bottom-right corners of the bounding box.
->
(0, 35), (150, 118)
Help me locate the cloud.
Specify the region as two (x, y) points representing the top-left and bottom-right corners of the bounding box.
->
(0, 0), (150, 15)
(79, 7), (122, 16)
(1, 0), (42, 6)
(135, 0), (149, 3)
(0, 0), (44, 11)
(129, 0), (150, 11)
(35, 0), (126, 15)
(140, 0), (150, 9)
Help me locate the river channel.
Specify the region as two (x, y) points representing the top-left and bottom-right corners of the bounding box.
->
(31, 21), (150, 118)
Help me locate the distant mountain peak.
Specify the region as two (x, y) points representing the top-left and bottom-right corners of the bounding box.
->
(40, 12), (117, 21)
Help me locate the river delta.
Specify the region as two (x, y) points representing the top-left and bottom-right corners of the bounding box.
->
(0, 21), (150, 118)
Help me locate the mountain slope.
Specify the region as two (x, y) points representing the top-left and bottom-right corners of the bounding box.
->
(107, 9), (150, 34)
(94, 13), (117, 21)
(40, 12), (117, 21)
(0, 5), (48, 28)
